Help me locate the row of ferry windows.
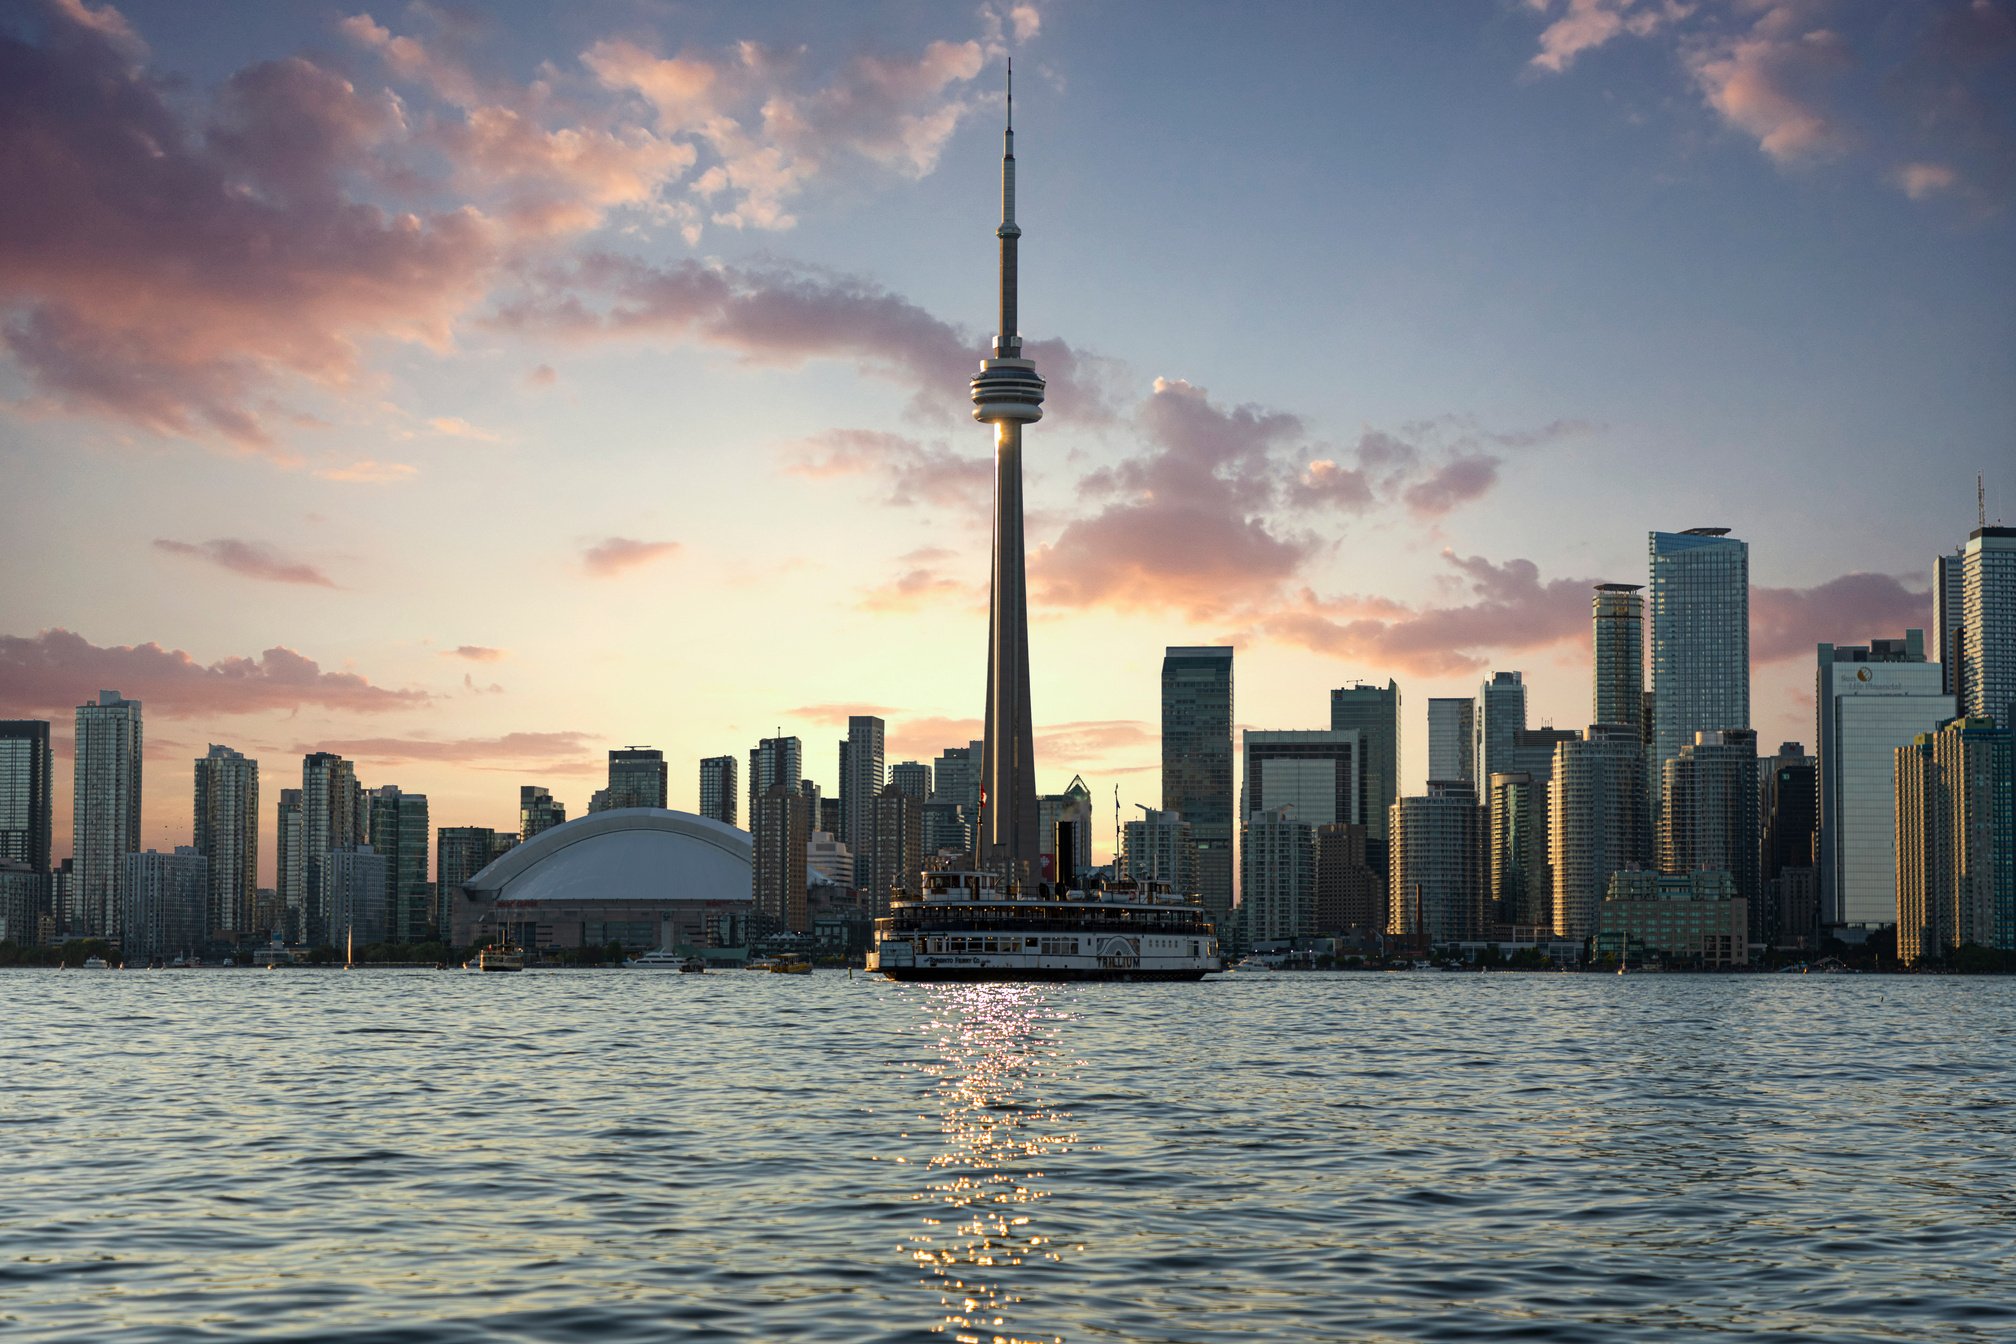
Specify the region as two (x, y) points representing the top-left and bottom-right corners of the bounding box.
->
(922, 936), (1207, 956)
(927, 936), (1079, 954)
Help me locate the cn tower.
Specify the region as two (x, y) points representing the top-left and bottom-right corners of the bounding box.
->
(972, 61), (1044, 883)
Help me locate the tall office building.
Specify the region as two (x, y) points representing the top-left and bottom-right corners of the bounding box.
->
(1242, 730), (1358, 826)
(275, 788), (303, 942)
(1648, 529), (1748, 793)
(698, 756), (738, 827)
(300, 751), (362, 948)
(1658, 729), (1761, 938)
(865, 783), (925, 919)
(520, 785), (566, 841)
(1427, 698), (1476, 786)
(367, 785), (431, 942)
(922, 800), (972, 858)
(1163, 646), (1234, 926)
(932, 742), (983, 812)
(0, 862), (45, 946)
(839, 715), (886, 862)
(1122, 808), (1197, 894)
(1550, 724), (1651, 940)
(752, 782), (810, 934)
(1037, 775), (1092, 885)
(1314, 822), (1382, 934)
(1935, 547), (1966, 699)
(1508, 726), (1579, 782)
(1592, 583), (1645, 736)
(607, 747), (667, 811)
(1475, 672), (1526, 796)
(1489, 771), (1549, 929)
(436, 826), (514, 936)
(0, 720), (53, 874)
(192, 745), (258, 943)
(328, 844), (390, 948)
(1240, 805), (1315, 944)
(1816, 634), (1952, 932)
(890, 761), (932, 803)
(970, 67), (1047, 881)
(748, 736), (803, 819)
(1330, 681), (1400, 871)
(1760, 742), (1819, 949)
(1389, 782), (1485, 945)
(122, 848), (206, 962)
(1958, 525), (2016, 730)
(1894, 717), (2015, 963)
(73, 690), (143, 940)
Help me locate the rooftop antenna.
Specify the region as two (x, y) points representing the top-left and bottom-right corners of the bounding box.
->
(1981, 473), (1987, 529)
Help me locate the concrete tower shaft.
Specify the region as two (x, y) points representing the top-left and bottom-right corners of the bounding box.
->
(972, 61), (1043, 882)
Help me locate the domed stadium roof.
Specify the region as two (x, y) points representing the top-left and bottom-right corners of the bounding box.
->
(464, 808), (751, 905)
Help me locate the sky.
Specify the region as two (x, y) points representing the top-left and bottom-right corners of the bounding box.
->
(2, 0), (2012, 882)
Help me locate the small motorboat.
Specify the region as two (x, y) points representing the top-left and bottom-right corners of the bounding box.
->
(79, 955), (115, 970)
(679, 956), (708, 973)
(767, 954), (812, 975)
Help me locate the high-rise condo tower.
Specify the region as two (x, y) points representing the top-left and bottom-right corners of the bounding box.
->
(972, 62), (1045, 881)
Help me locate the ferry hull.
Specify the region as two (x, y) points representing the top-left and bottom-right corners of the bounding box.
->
(878, 964), (1213, 982)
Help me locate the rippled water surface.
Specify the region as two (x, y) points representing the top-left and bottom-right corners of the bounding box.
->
(4, 970), (2014, 1342)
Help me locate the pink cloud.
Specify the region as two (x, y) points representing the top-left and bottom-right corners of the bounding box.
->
(1256, 552), (1594, 676)
(1751, 572), (1930, 663)
(1033, 378), (1315, 619)
(582, 536), (680, 576)
(294, 731), (594, 767)
(886, 716), (984, 761)
(314, 459), (417, 483)
(152, 538), (338, 588)
(1401, 454), (1502, 517)
(443, 645), (507, 662)
(1892, 161), (1959, 198)
(582, 32), (986, 232)
(783, 429), (990, 510)
(859, 555), (984, 612)
(492, 254), (1115, 423)
(0, 628), (428, 717)
(0, 6), (498, 450)
(1688, 12), (1853, 162)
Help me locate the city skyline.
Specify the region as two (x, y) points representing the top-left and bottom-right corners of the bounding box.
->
(2, 0), (2013, 880)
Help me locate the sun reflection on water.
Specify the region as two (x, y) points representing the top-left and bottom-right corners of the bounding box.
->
(906, 984), (1080, 1344)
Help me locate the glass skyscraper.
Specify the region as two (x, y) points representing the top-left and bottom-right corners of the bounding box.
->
(1330, 680), (1400, 870)
(193, 745), (259, 943)
(1475, 672), (1525, 796)
(0, 720), (53, 874)
(607, 747), (668, 811)
(1162, 647), (1233, 927)
(367, 785), (431, 943)
(1817, 635), (1952, 932)
(697, 756), (738, 828)
(74, 690), (143, 940)
(1426, 698), (1475, 785)
(1959, 525), (2016, 731)
(1592, 583), (1644, 734)
(1648, 530), (1749, 793)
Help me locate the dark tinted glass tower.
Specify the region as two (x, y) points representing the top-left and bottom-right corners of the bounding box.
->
(1162, 646), (1233, 926)
(608, 747), (667, 810)
(1330, 681), (1400, 875)
(0, 720), (53, 874)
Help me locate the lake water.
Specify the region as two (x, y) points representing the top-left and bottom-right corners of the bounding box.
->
(3, 970), (2013, 1342)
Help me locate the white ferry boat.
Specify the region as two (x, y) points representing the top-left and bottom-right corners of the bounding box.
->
(868, 869), (1222, 981)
